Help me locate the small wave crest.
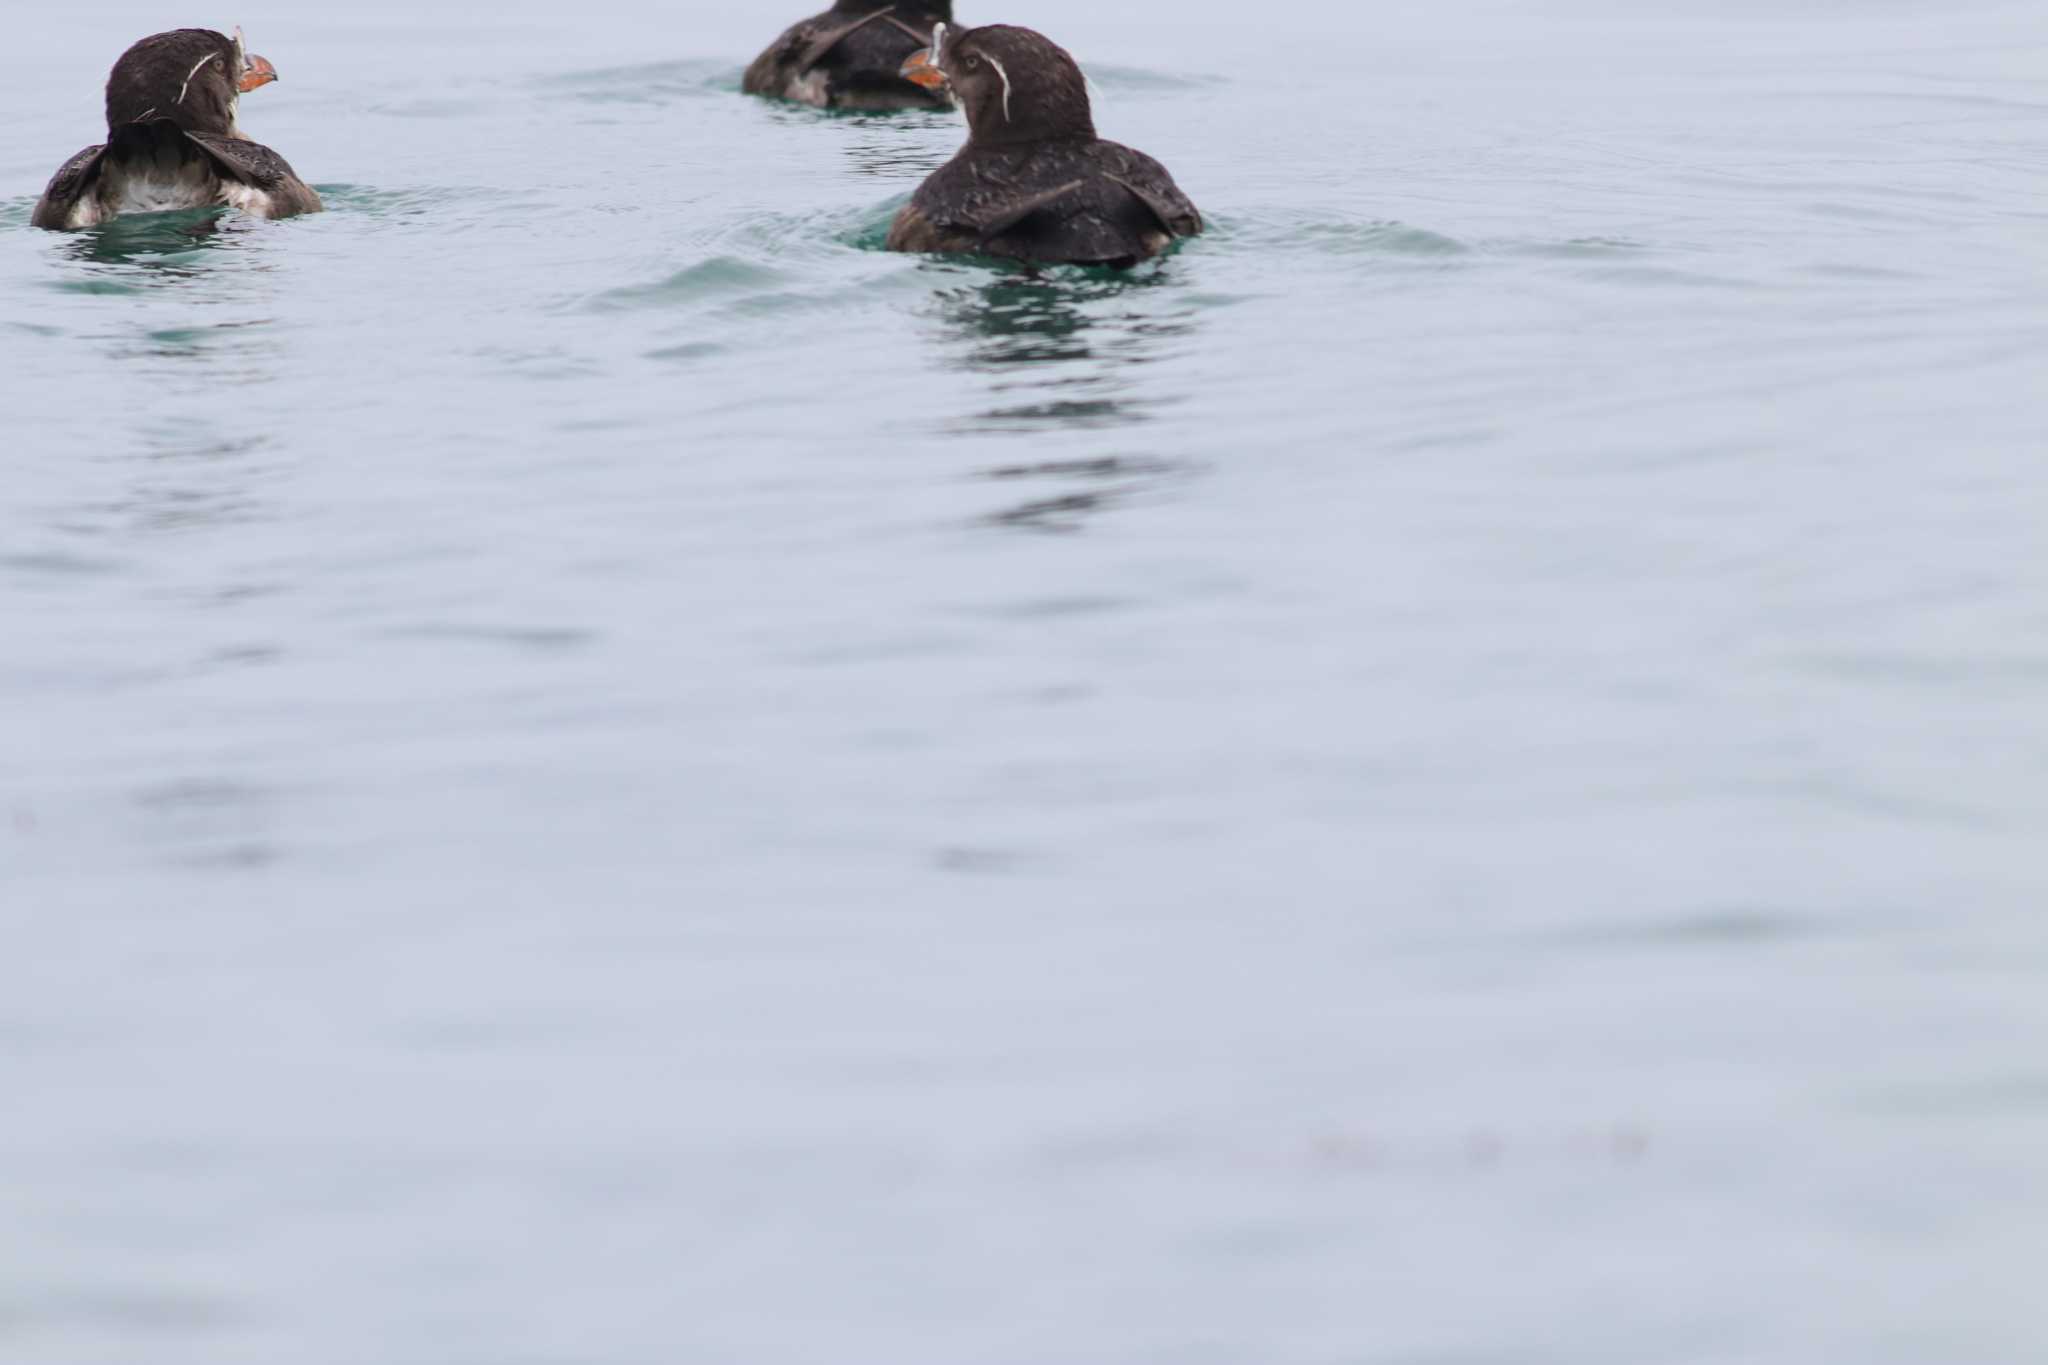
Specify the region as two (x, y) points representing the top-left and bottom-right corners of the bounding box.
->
(539, 59), (745, 106)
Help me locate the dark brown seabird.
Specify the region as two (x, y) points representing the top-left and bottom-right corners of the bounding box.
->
(32, 28), (322, 231)
(886, 24), (1202, 267)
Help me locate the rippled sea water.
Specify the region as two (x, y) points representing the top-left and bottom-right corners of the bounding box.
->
(4, 0), (2047, 1360)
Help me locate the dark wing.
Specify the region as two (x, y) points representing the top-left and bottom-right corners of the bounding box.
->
(1097, 143), (1202, 239)
(745, 7), (892, 90)
(961, 180), (1088, 240)
(885, 200), (951, 254)
(906, 144), (1201, 265)
(894, 180), (1088, 254)
(1106, 172), (1202, 239)
(30, 145), (108, 230)
(186, 132), (324, 216)
(793, 6), (940, 74)
(878, 14), (935, 43)
(743, 15), (816, 92)
(793, 6), (893, 73)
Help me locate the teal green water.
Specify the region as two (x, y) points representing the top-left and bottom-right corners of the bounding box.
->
(4, 2), (2048, 1361)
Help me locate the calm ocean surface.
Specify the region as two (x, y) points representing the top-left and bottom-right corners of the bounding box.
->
(3, 0), (2046, 1360)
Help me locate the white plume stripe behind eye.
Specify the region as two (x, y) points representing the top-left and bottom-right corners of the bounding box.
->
(930, 21), (947, 65)
(986, 52), (1012, 122)
(176, 52), (213, 104)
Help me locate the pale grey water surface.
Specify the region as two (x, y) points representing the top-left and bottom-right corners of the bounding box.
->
(4, 0), (2047, 1360)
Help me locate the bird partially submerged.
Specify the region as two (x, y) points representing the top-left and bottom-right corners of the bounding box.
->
(744, 0), (955, 112)
(886, 24), (1201, 267)
(32, 27), (322, 231)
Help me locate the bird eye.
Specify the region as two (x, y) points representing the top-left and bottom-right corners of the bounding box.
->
(964, 54), (980, 69)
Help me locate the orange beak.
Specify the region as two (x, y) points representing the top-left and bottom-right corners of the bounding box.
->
(900, 48), (947, 90)
(239, 54), (278, 93)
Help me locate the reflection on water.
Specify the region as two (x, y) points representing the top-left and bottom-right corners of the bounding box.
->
(839, 125), (956, 180)
(914, 266), (1204, 529)
(929, 267), (1197, 433)
(980, 455), (1192, 533)
(925, 267), (1204, 530)
(18, 200), (294, 540)
(935, 267), (1185, 365)
(130, 774), (284, 872)
(57, 208), (232, 269)
(103, 429), (281, 536)
(125, 317), (279, 365)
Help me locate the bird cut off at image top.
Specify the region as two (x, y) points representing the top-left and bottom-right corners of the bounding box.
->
(744, 0), (957, 111)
